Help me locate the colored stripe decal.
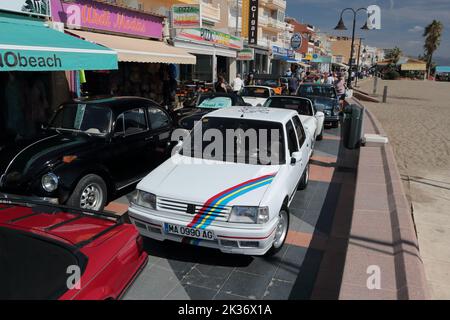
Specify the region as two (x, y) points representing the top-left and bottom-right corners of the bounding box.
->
(188, 173), (277, 229)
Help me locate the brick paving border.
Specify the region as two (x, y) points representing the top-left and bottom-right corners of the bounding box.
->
(338, 99), (430, 300)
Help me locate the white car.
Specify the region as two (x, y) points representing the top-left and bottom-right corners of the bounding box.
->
(128, 107), (312, 256)
(241, 86), (275, 107)
(263, 96), (325, 143)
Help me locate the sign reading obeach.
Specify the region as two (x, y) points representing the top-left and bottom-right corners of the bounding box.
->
(51, 0), (163, 39)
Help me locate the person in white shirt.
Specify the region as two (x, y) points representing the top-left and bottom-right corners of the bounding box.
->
(232, 74), (244, 94)
(326, 73), (335, 85)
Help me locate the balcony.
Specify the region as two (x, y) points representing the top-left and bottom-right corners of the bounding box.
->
(201, 1), (221, 23)
(259, 15), (269, 26)
(265, 0), (286, 10)
(266, 17), (284, 31)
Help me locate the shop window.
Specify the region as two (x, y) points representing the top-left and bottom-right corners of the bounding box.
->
(148, 107), (170, 130)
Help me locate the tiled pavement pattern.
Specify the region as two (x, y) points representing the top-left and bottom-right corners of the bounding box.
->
(106, 125), (359, 300)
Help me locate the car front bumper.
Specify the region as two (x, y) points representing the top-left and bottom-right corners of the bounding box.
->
(0, 192), (59, 205)
(324, 115), (340, 124)
(128, 205), (279, 256)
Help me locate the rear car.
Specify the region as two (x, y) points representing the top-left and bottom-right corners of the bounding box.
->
(0, 194), (147, 300)
(296, 84), (340, 128)
(241, 86), (275, 106)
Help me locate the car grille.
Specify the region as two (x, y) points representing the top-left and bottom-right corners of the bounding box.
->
(157, 197), (231, 222)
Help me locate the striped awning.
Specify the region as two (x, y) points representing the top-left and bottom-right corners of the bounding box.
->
(67, 29), (196, 65)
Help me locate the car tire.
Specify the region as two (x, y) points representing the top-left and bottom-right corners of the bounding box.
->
(67, 174), (107, 211)
(298, 163), (310, 190)
(265, 207), (290, 256)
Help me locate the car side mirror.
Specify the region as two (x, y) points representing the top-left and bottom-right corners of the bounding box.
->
(316, 111), (325, 118)
(290, 151), (302, 165)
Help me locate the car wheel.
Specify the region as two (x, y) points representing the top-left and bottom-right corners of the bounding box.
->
(265, 207), (290, 256)
(298, 163), (310, 190)
(67, 174), (107, 211)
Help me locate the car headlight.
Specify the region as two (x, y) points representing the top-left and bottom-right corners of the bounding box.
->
(41, 173), (59, 192)
(128, 190), (156, 210)
(229, 206), (269, 224)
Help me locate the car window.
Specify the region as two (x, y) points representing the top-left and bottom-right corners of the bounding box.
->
(114, 114), (124, 135)
(148, 107), (170, 130)
(198, 97), (233, 109)
(265, 98), (314, 116)
(124, 108), (147, 135)
(286, 120), (299, 154)
(292, 116), (306, 147)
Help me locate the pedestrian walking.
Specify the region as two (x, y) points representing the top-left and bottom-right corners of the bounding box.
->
(288, 75), (299, 95)
(232, 73), (244, 94)
(215, 76), (228, 93)
(326, 73), (335, 85)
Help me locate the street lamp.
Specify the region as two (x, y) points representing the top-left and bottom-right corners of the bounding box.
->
(334, 7), (370, 88)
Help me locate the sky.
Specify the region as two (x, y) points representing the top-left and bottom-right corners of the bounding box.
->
(287, 0), (450, 64)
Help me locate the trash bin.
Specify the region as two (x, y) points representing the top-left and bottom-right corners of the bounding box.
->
(342, 104), (364, 149)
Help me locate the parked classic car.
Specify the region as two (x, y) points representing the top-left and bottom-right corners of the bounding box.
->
(263, 96), (325, 143)
(241, 86), (275, 106)
(0, 97), (175, 211)
(176, 92), (249, 130)
(0, 193), (147, 300)
(128, 106), (312, 256)
(296, 84), (340, 128)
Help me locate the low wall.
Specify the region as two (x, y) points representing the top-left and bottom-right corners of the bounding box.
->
(338, 99), (430, 299)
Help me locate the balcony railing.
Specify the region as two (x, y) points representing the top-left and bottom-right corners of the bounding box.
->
(266, 0), (286, 10)
(267, 17), (284, 30)
(259, 15), (269, 26)
(201, 1), (221, 23)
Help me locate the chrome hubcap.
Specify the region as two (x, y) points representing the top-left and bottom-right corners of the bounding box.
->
(273, 211), (288, 248)
(80, 183), (103, 210)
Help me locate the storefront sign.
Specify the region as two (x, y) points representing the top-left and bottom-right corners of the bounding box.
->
(0, 0), (50, 17)
(272, 45), (295, 60)
(290, 33), (302, 50)
(51, 0), (163, 39)
(172, 4), (201, 29)
(237, 48), (255, 60)
(304, 53), (313, 61)
(248, 0), (259, 45)
(177, 28), (243, 50)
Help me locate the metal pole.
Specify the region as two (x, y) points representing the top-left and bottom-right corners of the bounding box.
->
(373, 75), (378, 95)
(382, 85), (388, 103)
(347, 11), (356, 88)
(355, 37), (363, 87)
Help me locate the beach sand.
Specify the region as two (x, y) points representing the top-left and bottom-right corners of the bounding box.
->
(358, 78), (450, 299)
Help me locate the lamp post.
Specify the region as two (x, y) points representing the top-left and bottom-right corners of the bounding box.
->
(334, 7), (369, 88)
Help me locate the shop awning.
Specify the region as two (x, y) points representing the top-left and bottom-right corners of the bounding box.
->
(332, 62), (349, 70)
(401, 63), (426, 71)
(69, 30), (196, 65)
(0, 13), (117, 71)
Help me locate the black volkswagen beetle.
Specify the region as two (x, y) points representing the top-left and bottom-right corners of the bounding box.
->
(0, 96), (175, 211)
(297, 84), (340, 128)
(176, 92), (249, 130)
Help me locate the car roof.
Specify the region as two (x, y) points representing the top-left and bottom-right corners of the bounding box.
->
(299, 83), (334, 88)
(244, 85), (272, 90)
(205, 106), (297, 123)
(70, 96), (160, 113)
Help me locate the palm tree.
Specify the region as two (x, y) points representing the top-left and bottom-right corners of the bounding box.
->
(385, 47), (402, 65)
(423, 20), (444, 77)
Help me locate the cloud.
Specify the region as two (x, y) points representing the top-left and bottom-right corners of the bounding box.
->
(408, 25), (424, 33)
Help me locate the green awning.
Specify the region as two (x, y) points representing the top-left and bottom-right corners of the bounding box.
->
(0, 13), (118, 71)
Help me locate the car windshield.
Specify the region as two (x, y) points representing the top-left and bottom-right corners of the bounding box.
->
(49, 104), (112, 135)
(181, 117), (286, 165)
(298, 85), (337, 99)
(264, 98), (313, 116)
(197, 96), (233, 109)
(242, 87), (270, 98)
(261, 80), (279, 87)
(0, 224), (86, 299)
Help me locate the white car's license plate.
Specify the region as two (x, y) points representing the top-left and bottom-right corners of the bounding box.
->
(164, 223), (215, 240)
